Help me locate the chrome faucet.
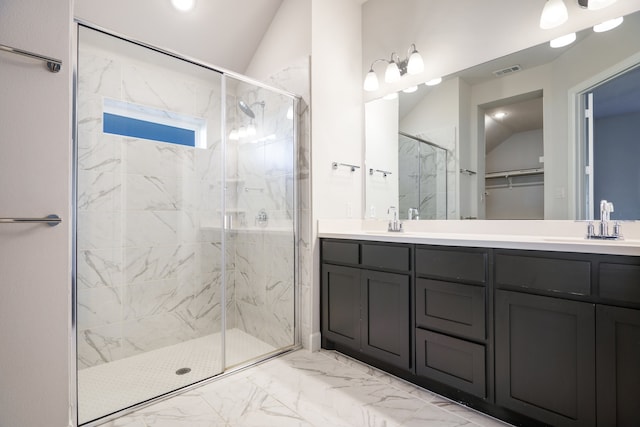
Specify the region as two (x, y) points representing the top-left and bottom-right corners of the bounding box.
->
(387, 206), (403, 232)
(587, 199), (621, 239)
(408, 207), (419, 220)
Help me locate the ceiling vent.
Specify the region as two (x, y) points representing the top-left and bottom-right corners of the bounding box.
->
(493, 65), (522, 77)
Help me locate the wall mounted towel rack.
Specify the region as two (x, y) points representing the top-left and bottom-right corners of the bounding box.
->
(0, 43), (62, 72)
(0, 214), (62, 227)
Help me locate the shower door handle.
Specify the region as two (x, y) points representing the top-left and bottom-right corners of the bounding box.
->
(0, 214), (62, 226)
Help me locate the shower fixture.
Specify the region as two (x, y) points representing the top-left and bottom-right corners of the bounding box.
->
(238, 99), (265, 118)
(231, 100), (266, 141)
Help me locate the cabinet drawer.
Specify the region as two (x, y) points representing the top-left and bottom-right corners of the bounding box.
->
(495, 252), (591, 296)
(322, 240), (359, 265)
(362, 243), (411, 272)
(416, 329), (486, 398)
(599, 262), (640, 305)
(416, 279), (485, 341)
(416, 247), (487, 284)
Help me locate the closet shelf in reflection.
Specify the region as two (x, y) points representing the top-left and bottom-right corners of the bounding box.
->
(485, 167), (544, 179)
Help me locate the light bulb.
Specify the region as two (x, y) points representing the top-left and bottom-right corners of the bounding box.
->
(385, 61), (401, 83)
(593, 16), (623, 32)
(540, 0), (568, 29)
(363, 70), (379, 91)
(171, 0), (195, 12)
(550, 32), (576, 48)
(407, 51), (424, 75)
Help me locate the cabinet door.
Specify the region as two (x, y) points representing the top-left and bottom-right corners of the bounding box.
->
(361, 270), (411, 370)
(495, 290), (595, 427)
(596, 305), (640, 427)
(322, 264), (361, 350)
(415, 328), (486, 398)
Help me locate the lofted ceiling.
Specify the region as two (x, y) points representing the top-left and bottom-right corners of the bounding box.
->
(75, 0), (284, 74)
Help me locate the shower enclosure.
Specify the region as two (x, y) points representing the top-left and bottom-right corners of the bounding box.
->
(75, 25), (298, 425)
(398, 132), (448, 220)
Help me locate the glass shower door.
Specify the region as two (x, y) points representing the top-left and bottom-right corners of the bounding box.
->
(223, 77), (297, 368)
(76, 26), (225, 424)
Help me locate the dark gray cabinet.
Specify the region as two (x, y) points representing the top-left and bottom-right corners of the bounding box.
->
(321, 239), (640, 427)
(321, 240), (412, 370)
(414, 246), (490, 399)
(361, 269), (411, 368)
(322, 264), (361, 350)
(495, 290), (596, 427)
(596, 305), (640, 427)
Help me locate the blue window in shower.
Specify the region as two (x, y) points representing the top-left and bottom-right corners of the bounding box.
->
(103, 113), (195, 147)
(102, 98), (207, 148)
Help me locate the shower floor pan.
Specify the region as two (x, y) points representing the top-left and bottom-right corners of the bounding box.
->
(78, 328), (275, 424)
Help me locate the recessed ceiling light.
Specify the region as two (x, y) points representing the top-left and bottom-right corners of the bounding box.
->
(425, 77), (442, 86)
(171, 0), (195, 12)
(550, 32), (576, 48)
(593, 17), (624, 33)
(493, 112), (508, 119)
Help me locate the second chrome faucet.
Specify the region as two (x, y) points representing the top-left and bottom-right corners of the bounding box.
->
(387, 206), (403, 232)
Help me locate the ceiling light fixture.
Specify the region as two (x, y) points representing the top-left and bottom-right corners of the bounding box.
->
(363, 44), (424, 91)
(540, 0), (568, 29)
(171, 0), (195, 12)
(550, 32), (577, 47)
(593, 16), (623, 32)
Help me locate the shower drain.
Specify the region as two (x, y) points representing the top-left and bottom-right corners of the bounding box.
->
(175, 367), (192, 375)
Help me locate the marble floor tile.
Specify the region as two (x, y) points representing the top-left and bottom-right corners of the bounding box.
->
(99, 349), (513, 427)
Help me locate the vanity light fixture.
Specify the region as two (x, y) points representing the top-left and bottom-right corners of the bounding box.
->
(402, 85), (418, 93)
(593, 16), (623, 32)
(425, 77), (442, 86)
(363, 44), (424, 91)
(171, 0), (195, 11)
(550, 32), (577, 47)
(540, 0), (568, 29)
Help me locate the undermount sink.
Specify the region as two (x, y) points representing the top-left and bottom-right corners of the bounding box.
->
(542, 236), (640, 245)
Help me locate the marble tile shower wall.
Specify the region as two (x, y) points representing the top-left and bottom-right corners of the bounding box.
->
(227, 84), (296, 349)
(255, 58), (311, 349)
(76, 43), (227, 369)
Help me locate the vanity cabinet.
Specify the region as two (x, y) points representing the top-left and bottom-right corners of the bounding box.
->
(495, 290), (596, 427)
(495, 250), (640, 427)
(321, 238), (640, 427)
(595, 257), (640, 427)
(414, 246), (490, 399)
(321, 239), (412, 371)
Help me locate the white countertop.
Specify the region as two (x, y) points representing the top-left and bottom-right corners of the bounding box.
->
(318, 219), (640, 256)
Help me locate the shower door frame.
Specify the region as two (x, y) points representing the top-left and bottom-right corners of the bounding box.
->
(71, 20), (301, 427)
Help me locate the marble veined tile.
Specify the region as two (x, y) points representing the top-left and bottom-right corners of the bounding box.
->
(199, 377), (313, 427)
(136, 392), (226, 427)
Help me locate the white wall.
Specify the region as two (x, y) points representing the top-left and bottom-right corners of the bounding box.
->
(0, 1), (72, 426)
(364, 97), (399, 218)
(310, 0), (363, 348)
(244, 0), (311, 80)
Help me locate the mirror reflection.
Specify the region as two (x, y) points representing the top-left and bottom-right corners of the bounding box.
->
(365, 10), (640, 221)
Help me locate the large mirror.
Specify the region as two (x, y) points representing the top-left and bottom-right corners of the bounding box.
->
(365, 10), (640, 221)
